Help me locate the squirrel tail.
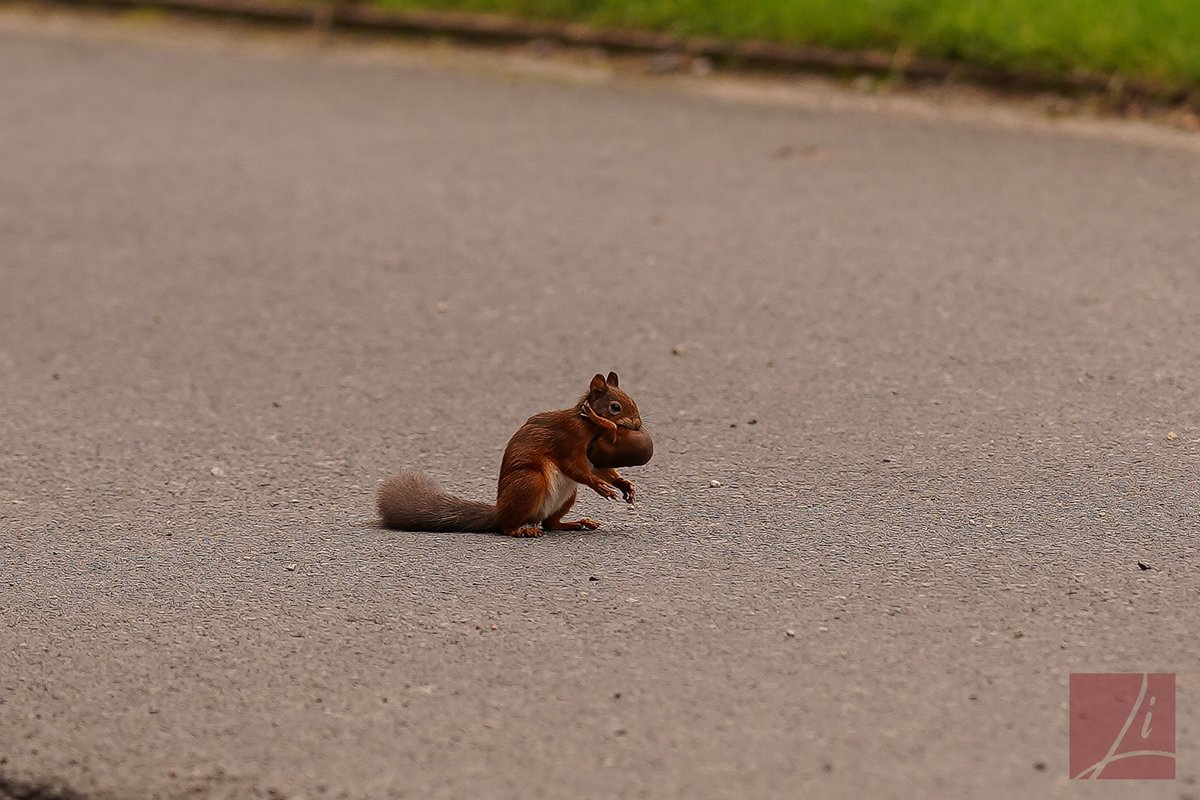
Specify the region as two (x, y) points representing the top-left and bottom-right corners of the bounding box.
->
(376, 472), (500, 532)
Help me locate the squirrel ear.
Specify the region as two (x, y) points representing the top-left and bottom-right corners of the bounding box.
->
(606, 371), (619, 388)
(589, 373), (608, 395)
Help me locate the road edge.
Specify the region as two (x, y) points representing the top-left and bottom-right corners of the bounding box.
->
(26, 0), (1200, 112)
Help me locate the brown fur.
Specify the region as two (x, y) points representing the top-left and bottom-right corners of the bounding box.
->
(376, 472), (499, 532)
(376, 372), (646, 536)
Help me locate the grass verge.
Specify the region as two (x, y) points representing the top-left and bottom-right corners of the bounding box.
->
(372, 0), (1200, 90)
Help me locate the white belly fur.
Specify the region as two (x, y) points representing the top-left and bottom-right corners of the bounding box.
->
(537, 465), (578, 521)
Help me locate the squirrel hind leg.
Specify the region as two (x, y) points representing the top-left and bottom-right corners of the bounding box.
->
(496, 467), (550, 536)
(543, 490), (601, 531)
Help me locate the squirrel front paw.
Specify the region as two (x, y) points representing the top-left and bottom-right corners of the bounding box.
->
(580, 402), (619, 441)
(612, 478), (636, 505)
(593, 482), (619, 501)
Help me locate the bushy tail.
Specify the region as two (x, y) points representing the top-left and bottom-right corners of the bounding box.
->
(376, 472), (499, 532)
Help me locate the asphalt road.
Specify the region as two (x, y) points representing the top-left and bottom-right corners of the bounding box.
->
(2, 9), (1198, 800)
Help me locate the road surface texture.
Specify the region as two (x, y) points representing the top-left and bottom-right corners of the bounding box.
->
(2, 8), (1198, 800)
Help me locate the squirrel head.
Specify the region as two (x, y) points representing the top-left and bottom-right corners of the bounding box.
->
(585, 372), (642, 431)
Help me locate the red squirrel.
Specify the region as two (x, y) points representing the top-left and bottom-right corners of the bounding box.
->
(377, 372), (648, 537)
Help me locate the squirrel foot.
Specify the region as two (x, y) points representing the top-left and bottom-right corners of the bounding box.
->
(551, 518), (601, 531)
(505, 526), (544, 538)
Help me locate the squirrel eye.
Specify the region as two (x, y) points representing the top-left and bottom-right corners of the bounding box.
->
(609, 401), (622, 414)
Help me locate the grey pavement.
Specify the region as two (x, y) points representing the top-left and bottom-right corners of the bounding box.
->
(1, 10), (1199, 800)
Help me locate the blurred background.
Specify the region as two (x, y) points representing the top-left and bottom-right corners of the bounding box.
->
(345, 0), (1199, 98)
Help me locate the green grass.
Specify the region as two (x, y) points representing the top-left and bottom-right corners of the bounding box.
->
(375, 0), (1200, 88)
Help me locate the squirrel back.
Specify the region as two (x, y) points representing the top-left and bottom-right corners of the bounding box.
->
(376, 472), (499, 532)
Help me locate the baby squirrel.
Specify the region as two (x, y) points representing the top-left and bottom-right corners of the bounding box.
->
(377, 372), (644, 537)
